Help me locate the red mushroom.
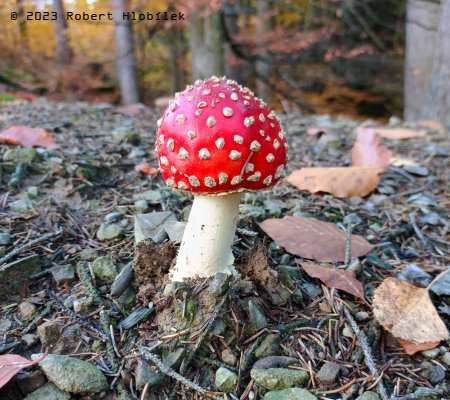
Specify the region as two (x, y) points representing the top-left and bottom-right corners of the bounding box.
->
(155, 76), (288, 281)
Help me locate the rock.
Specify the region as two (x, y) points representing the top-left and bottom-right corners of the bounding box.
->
(37, 321), (60, 348)
(112, 128), (140, 145)
(16, 370), (46, 395)
(63, 295), (76, 309)
(79, 248), (98, 260)
(268, 286), (292, 305)
(96, 223), (124, 241)
(402, 164), (429, 176)
(111, 263), (134, 297)
(255, 334), (281, 359)
(215, 367), (238, 393)
(442, 352), (450, 366)
(250, 368), (309, 390)
(91, 256), (118, 283)
(10, 198), (33, 213)
(264, 388), (318, 400)
(164, 220), (186, 244)
(421, 348), (441, 359)
(342, 326), (354, 338)
(51, 264), (75, 285)
(361, 391), (381, 400)
(104, 211), (123, 223)
(22, 333), (39, 347)
(0, 246), (5, 257)
(3, 147), (38, 163)
(424, 365), (446, 385)
(292, 288), (304, 305)
(300, 282), (322, 298)
(209, 272), (231, 296)
(277, 265), (302, 280)
(397, 264), (432, 287)
(248, 300), (268, 332)
(315, 362), (341, 385)
(26, 186), (39, 199)
(116, 205), (129, 215)
(0, 318), (12, 332)
(253, 356), (299, 370)
(73, 296), (93, 313)
(135, 361), (164, 389)
(25, 383), (72, 400)
(221, 348), (237, 365)
(134, 199), (149, 213)
(133, 190), (162, 204)
(19, 302), (37, 320)
(134, 211), (176, 244)
(118, 287), (136, 308)
(32, 353), (107, 394)
(0, 232), (12, 245)
(355, 311), (369, 321)
(211, 319), (227, 335)
(0, 255), (41, 300)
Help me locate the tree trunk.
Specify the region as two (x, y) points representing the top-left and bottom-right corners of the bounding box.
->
(111, 0), (139, 105)
(255, 0), (273, 99)
(404, 0), (440, 121)
(16, 0), (28, 50)
(223, 0), (244, 82)
(419, 0), (450, 125)
(52, 0), (73, 64)
(188, 9), (224, 80)
(169, 25), (186, 93)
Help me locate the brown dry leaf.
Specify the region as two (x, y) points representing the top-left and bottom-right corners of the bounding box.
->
(374, 127), (426, 139)
(0, 125), (59, 149)
(285, 167), (384, 198)
(113, 104), (145, 117)
(418, 120), (443, 131)
(0, 352), (46, 389)
(135, 163), (159, 176)
(398, 339), (441, 355)
(373, 278), (449, 355)
(352, 127), (392, 169)
(259, 215), (373, 262)
(301, 262), (365, 299)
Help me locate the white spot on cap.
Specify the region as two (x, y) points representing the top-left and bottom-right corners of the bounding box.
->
(275, 165), (285, 179)
(176, 114), (186, 125)
(167, 139), (174, 151)
(244, 100), (249, 105)
(273, 139), (280, 149)
(169, 101), (176, 111)
(260, 130), (265, 136)
(245, 163), (254, 173)
(195, 109), (203, 117)
(234, 135), (244, 144)
(250, 140), (261, 151)
(229, 150), (242, 160)
(189, 176), (200, 187)
(268, 111), (276, 119)
(178, 147), (188, 160)
(202, 89), (211, 95)
(166, 177), (175, 187)
(244, 116), (255, 127)
(247, 172), (261, 182)
(187, 130), (196, 139)
(278, 130), (285, 139)
(170, 166), (177, 174)
(270, 123), (275, 128)
(197, 101), (207, 108)
(263, 175), (273, 185)
(266, 153), (275, 162)
(186, 96), (193, 102)
(231, 93), (238, 101)
(206, 116), (216, 127)
(265, 136), (272, 142)
(219, 93), (225, 98)
(215, 138), (225, 149)
(160, 156), (169, 166)
(157, 118), (162, 127)
(223, 107), (233, 117)
(231, 176), (242, 185)
(199, 148), (211, 160)
(204, 177), (217, 187)
(158, 135), (165, 144)
(218, 173), (228, 184)
(178, 181), (188, 189)
(259, 113), (265, 122)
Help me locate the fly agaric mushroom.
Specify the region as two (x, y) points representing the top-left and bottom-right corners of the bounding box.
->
(155, 76), (288, 281)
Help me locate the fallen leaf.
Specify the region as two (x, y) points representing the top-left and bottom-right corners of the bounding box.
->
(397, 339), (441, 355)
(135, 163), (159, 176)
(113, 104), (146, 117)
(301, 262), (365, 299)
(373, 278), (449, 355)
(259, 215), (373, 262)
(0, 125), (59, 149)
(374, 128), (426, 139)
(0, 352), (47, 389)
(418, 120), (443, 131)
(352, 127), (391, 169)
(286, 167), (384, 198)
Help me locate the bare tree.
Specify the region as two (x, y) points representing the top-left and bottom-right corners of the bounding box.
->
(52, 0), (73, 64)
(255, 0), (273, 99)
(111, 0), (139, 105)
(188, 8), (224, 80)
(223, 0), (243, 82)
(419, 0), (450, 124)
(16, 0), (28, 50)
(168, 25), (187, 93)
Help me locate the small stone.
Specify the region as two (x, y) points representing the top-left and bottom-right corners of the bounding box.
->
(134, 199), (149, 213)
(215, 367), (238, 393)
(0, 246), (5, 257)
(73, 296), (94, 313)
(63, 295), (77, 309)
(355, 311), (369, 321)
(79, 248), (98, 260)
(250, 368), (309, 390)
(255, 334), (281, 359)
(134, 211), (176, 244)
(221, 348), (237, 365)
(268, 286), (292, 306)
(96, 223), (124, 241)
(315, 362), (341, 385)
(209, 272), (231, 296)
(112, 129), (140, 145)
(421, 348), (441, 359)
(361, 391), (381, 400)
(0, 318), (12, 332)
(292, 288), (304, 305)
(135, 361), (164, 389)
(0, 255), (41, 300)
(0, 232), (12, 245)
(16, 370), (46, 395)
(20, 302), (37, 320)
(133, 190), (162, 204)
(111, 263), (134, 297)
(37, 321), (60, 348)
(3, 147), (38, 163)
(248, 300), (268, 332)
(91, 256), (118, 283)
(163, 220), (186, 244)
(22, 333), (39, 347)
(264, 388), (318, 400)
(24, 383), (71, 400)
(442, 352), (450, 365)
(10, 198), (33, 213)
(118, 287), (136, 308)
(342, 326), (354, 338)
(300, 281), (322, 298)
(32, 353), (107, 394)
(424, 365), (446, 385)
(51, 264), (75, 285)
(104, 211), (123, 223)
(26, 186), (39, 199)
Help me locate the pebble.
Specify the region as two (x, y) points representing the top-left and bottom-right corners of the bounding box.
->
(300, 282), (322, 298)
(134, 199), (149, 213)
(22, 333), (39, 347)
(442, 352), (450, 365)
(111, 263), (134, 297)
(255, 334), (281, 359)
(250, 368), (309, 390)
(26, 186), (39, 199)
(248, 300), (268, 332)
(134, 211), (176, 244)
(63, 295), (77, 309)
(425, 365), (446, 385)
(420, 348), (441, 359)
(164, 220), (187, 244)
(32, 353), (107, 394)
(264, 388), (318, 400)
(355, 311), (370, 321)
(133, 189), (162, 204)
(215, 367), (238, 393)
(16, 370), (46, 395)
(19, 302), (37, 320)
(51, 264), (75, 285)
(112, 128), (140, 145)
(3, 147), (38, 163)
(10, 199), (33, 213)
(96, 223), (124, 241)
(37, 321), (61, 348)
(24, 383), (71, 400)
(0, 232), (11, 245)
(0, 255), (41, 300)
(104, 211), (123, 223)
(342, 326), (354, 338)
(91, 256), (118, 283)
(118, 287), (136, 308)
(208, 272), (230, 296)
(221, 348), (237, 365)
(73, 296), (94, 313)
(361, 391), (381, 400)
(315, 362), (341, 385)
(79, 248), (98, 260)
(135, 361), (164, 389)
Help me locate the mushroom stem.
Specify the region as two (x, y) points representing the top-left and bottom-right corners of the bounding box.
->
(170, 192), (241, 281)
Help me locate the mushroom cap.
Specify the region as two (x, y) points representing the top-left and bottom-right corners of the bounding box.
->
(155, 76), (288, 194)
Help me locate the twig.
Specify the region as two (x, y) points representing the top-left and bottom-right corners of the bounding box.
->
(408, 212), (428, 249)
(426, 268), (450, 291)
(139, 347), (222, 400)
(344, 221), (352, 267)
(0, 230), (62, 266)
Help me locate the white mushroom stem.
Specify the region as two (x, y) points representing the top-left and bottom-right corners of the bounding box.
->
(170, 192), (241, 281)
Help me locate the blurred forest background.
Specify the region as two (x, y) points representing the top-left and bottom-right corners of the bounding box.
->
(0, 0), (449, 123)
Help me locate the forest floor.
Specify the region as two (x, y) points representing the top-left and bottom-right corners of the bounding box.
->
(0, 98), (449, 400)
